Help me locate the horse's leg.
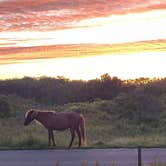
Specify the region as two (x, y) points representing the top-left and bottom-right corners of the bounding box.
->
(76, 128), (81, 148)
(50, 130), (56, 146)
(68, 128), (75, 149)
(48, 130), (52, 146)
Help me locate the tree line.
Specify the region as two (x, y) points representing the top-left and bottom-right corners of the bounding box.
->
(0, 74), (165, 106)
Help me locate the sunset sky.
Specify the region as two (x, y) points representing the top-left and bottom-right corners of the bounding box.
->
(0, 0), (166, 80)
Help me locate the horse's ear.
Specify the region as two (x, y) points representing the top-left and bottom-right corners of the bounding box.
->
(31, 111), (39, 119)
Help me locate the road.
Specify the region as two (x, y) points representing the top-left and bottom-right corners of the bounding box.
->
(0, 148), (166, 166)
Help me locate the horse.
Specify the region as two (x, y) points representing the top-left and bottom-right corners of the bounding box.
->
(24, 109), (87, 148)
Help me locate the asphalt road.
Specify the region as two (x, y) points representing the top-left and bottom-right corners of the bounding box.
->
(0, 148), (166, 166)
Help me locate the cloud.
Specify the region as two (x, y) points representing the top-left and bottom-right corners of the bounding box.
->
(0, 39), (166, 65)
(1, 9), (166, 48)
(0, 0), (165, 31)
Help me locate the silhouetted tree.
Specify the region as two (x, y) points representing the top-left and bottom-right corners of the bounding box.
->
(0, 75), (165, 106)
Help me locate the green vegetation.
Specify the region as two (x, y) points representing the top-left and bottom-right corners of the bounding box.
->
(0, 75), (166, 149)
(0, 95), (12, 118)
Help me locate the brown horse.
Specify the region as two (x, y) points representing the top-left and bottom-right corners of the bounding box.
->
(24, 109), (87, 148)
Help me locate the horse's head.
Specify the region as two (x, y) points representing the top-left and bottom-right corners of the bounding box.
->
(24, 109), (39, 126)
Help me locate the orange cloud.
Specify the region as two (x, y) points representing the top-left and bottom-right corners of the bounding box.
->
(0, 40), (166, 65)
(0, 0), (165, 31)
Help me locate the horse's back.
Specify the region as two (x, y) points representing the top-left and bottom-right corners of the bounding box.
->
(39, 111), (82, 130)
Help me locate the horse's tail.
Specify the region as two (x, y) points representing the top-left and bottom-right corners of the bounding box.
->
(79, 115), (87, 146)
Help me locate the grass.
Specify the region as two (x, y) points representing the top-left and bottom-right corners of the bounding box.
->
(0, 99), (166, 149)
(0, 116), (166, 149)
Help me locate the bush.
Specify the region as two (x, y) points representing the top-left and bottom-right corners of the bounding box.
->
(110, 92), (161, 128)
(0, 95), (12, 118)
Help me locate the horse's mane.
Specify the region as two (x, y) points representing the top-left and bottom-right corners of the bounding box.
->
(25, 109), (33, 118)
(25, 109), (57, 118)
